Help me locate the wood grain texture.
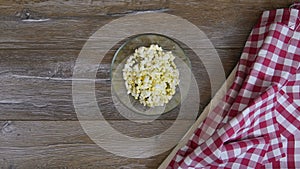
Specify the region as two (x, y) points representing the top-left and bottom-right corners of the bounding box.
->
(0, 120), (195, 146)
(0, 120), (194, 169)
(0, 48), (238, 121)
(0, 0), (295, 168)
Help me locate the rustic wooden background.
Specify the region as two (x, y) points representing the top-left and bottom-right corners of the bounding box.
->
(0, 0), (294, 168)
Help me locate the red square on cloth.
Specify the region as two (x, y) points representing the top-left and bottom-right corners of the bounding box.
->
(168, 3), (300, 169)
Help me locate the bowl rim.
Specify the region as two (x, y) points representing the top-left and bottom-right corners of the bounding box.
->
(110, 33), (190, 116)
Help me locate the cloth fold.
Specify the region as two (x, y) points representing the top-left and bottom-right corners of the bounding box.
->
(168, 3), (300, 168)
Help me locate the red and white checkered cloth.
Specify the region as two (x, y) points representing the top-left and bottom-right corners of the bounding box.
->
(168, 3), (300, 169)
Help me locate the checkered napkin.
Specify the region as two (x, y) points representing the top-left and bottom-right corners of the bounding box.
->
(168, 4), (300, 169)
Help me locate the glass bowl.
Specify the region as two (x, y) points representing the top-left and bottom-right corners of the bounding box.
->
(111, 33), (191, 115)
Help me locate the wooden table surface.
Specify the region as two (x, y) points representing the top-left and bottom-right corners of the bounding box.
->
(0, 1), (294, 168)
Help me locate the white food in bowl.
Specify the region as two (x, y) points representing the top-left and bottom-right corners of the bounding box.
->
(122, 44), (180, 107)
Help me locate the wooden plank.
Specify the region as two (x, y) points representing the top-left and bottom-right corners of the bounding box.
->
(0, 48), (240, 121)
(0, 120), (193, 169)
(0, 75), (200, 121)
(0, 49), (110, 79)
(0, 75), (184, 120)
(0, 0), (293, 19)
(0, 18), (255, 50)
(0, 120), (194, 146)
(0, 48), (240, 77)
(0, 145), (170, 169)
(0, 0), (170, 18)
(0, 17), (251, 50)
(0, 1), (293, 51)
